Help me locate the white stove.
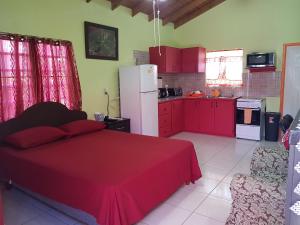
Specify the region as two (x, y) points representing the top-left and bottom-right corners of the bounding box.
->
(236, 98), (266, 141)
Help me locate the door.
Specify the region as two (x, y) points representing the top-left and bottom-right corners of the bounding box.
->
(140, 91), (158, 136)
(139, 65), (158, 92)
(281, 44), (300, 118)
(184, 100), (199, 132)
(197, 99), (214, 133)
(172, 100), (184, 133)
(214, 100), (235, 137)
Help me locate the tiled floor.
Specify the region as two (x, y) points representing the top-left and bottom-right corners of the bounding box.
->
(3, 132), (263, 225)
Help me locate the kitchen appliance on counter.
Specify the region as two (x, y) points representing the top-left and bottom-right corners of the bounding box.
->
(236, 98), (266, 141)
(158, 88), (168, 98)
(119, 64), (158, 136)
(168, 88), (183, 97)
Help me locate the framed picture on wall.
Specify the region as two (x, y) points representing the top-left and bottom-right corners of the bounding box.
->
(84, 21), (119, 60)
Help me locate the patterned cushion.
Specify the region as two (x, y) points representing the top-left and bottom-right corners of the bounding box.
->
(226, 173), (286, 225)
(250, 145), (288, 183)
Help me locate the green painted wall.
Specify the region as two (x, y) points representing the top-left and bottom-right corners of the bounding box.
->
(1, 0), (299, 115)
(173, 0), (300, 112)
(0, 0), (174, 117)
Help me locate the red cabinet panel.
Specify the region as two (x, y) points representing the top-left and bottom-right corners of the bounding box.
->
(149, 46), (181, 74)
(158, 101), (172, 115)
(197, 99), (214, 133)
(184, 100), (200, 132)
(213, 100), (236, 137)
(158, 102), (172, 137)
(172, 100), (184, 134)
(181, 47), (206, 73)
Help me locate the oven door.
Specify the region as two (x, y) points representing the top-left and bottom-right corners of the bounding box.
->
(236, 107), (261, 125)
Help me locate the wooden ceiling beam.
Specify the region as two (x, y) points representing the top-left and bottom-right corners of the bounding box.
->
(111, 0), (123, 10)
(148, 0), (190, 22)
(174, 0), (226, 28)
(163, 0), (208, 25)
(132, 0), (147, 17)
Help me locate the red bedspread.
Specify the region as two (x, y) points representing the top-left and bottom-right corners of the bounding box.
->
(0, 130), (201, 225)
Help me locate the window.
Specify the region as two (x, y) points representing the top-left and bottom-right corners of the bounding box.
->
(0, 39), (36, 121)
(206, 49), (243, 87)
(0, 34), (81, 122)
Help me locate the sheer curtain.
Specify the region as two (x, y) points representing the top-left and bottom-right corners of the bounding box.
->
(0, 34), (82, 122)
(206, 49), (243, 87)
(34, 40), (81, 110)
(0, 37), (36, 122)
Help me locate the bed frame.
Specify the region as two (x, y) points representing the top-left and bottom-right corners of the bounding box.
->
(0, 102), (95, 224)
(0, 102), (87, 141)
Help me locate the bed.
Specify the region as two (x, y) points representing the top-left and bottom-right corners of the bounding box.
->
(0, 102), (201, 225)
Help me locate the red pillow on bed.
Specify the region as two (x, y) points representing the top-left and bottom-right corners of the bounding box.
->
(60, 120), (106, 137)
(4, 126), (67, 149)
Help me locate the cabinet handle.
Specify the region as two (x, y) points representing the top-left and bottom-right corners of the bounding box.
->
(116, 126), (126, 130)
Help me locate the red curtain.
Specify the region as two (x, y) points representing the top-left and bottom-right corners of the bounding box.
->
(0, 34), (82, 122)
(0, 37), (37, 122)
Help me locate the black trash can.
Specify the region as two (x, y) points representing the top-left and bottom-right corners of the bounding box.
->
(265, 112), (281, 141)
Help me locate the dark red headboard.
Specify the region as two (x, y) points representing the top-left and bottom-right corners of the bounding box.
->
(0, 102), (87, 141)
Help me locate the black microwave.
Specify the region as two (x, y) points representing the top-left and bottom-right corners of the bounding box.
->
(247, 52), (275, 68)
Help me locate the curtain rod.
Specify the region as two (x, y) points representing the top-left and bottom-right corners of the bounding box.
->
(0, 31), (71, 44)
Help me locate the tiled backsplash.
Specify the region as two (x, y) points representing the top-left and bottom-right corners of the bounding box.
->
(160, 71), (281, 98)
(133, 50), (281, 98)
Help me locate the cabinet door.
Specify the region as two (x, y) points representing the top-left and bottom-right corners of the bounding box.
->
(181, 47), (206, 73)
(149, 46), (180, 74)
(172, 100), (184, 134)
(184, 100), (199, 132)
(149, 46), (167, 73)
(166, 47), (181, 73)
(197, 99), (214, 133)
(214, 100), (236, 137)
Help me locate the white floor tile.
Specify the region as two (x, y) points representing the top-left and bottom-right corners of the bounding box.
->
(201, 165), (229, 181)
(141, 203), (191, 225)
(191, 178), (220, 194)
(210, 182), (232, 201)
(195, 196), (232, 223)
(165, 185), (207, 211)
(183, 213), (224, 225)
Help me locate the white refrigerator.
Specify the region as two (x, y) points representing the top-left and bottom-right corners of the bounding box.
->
(119, 65), (158, 136)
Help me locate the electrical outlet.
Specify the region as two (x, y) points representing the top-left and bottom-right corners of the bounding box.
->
(104, 88), (108, 95)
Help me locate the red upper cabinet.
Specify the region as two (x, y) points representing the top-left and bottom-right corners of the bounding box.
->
(149, 46), (181, 74)
(181, 47), (206, 73)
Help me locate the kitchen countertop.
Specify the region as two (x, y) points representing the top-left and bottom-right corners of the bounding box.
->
(158, 96), (240, 103)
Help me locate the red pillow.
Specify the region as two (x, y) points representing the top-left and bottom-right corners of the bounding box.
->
(60, 120), (106, 137)
(4, 126), (67, 149)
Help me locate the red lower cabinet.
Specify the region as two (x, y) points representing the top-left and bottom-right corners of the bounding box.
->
(184, 100), (199, 132)
(184, 98), (236, 137)
(159, 100), (184, 137)
(172, 100), (184, 134)
(213, 100), (236, 137)
(197, 99), (214, 133)
(158, 102), (172, 137)
(160, 98), (236, 137)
